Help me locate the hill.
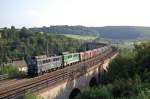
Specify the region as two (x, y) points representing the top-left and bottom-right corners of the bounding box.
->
(92, 26), (150, 40)
(30, 25), (99, 36)
(30, 26), (150, 40)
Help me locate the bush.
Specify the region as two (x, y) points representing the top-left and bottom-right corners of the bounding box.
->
(107, 53), (136, 82)
(112, 79), (134, 97)
(77, 81), (150, 99)
(23, 91), (44, 99)
(76, 86), (112, 99)
(23, 93), (36, 99)
(0, 64), (26, 78)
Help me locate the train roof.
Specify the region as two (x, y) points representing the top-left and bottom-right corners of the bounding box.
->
(32, 55), (47, 59)
(32, 55), (62, 60)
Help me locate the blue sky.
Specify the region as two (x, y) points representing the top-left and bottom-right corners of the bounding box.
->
(0, 0), (150, 28)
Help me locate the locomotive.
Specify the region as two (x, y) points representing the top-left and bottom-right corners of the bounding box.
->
(28, 44), (111, 75)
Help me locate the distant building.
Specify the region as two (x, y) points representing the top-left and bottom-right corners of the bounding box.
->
(13, 60), (27, 72)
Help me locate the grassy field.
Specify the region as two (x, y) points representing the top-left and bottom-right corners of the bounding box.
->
(62, 34), (97, 40)
(112, 40), (146, 50)
(116, 42), (135, 49)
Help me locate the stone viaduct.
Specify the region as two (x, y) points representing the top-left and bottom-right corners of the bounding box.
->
(35, 53), (117, 99)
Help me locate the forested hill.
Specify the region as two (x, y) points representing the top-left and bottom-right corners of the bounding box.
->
(30, 25), (99, 36)
(31, 26), (150, 40)
(92, 26), (150, 40)
(0, 27), (84, 64)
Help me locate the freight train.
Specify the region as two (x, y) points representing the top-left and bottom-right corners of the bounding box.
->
(28, 45), (111, 75)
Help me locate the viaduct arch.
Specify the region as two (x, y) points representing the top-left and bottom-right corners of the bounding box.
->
(89, 77), (98, 87)
(69, 88), (81, 99)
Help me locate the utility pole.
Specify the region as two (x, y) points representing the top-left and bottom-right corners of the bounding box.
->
(46, 34), (49, 56)
(46, 40), (49, 56)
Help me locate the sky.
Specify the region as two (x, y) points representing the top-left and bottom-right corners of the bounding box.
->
(0, 0), (150, 28)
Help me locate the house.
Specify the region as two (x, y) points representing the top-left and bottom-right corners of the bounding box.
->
(13, 60), (27, 72)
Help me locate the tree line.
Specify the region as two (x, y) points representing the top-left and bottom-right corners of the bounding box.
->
(0, 26), (84, 65)
(30, 25), (99, 36)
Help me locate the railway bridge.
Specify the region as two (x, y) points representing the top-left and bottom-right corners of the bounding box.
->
(0, 47), (117, 99)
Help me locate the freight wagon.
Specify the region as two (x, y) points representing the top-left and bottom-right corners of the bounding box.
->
(80, 50), (92, 61)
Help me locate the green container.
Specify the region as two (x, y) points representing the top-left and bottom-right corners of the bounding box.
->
(63, 53), (80, 65)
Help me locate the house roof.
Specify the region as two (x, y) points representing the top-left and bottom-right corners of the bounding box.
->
(13, 60), (27, 68)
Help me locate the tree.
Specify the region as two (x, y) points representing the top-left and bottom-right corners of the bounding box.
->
(107, 52), (135, 82)
(134, 42), (150, 71)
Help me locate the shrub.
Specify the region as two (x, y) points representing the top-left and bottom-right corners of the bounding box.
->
(76, 86), (112, 99)
(23, 93), (36, 99)
(107, 53), (136, 82)
(112, 79), (135, 97)
(0, 64), (26, 78)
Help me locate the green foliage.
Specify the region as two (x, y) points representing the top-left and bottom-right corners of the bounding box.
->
(0, 26), (84, 65)
(76, 86), (112, 99)
(107, 41), (150, 81)
(0, 65), (19, 76)
(77, 78), (150, 99)
(31, 26), (150, 40)
(107, 52), (135, 82)
(141, 70), (150, 82)
(31, 25), (99, 36)
(0, 64), (26, 78)
(134, 41), (150, 72)
(93, 26), (150, 40)
(23, 93), (36, 99)
(77, 41), (150, 99)
(23, 92), (44, 99)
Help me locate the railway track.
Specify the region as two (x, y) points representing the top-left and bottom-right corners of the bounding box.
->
(0, 48), (117, 99)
